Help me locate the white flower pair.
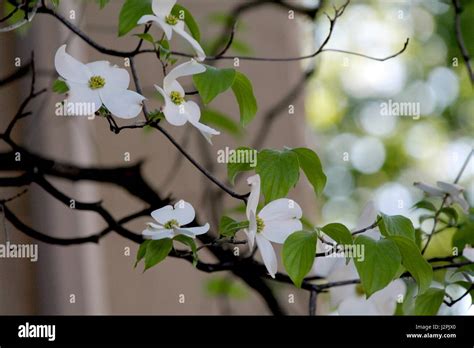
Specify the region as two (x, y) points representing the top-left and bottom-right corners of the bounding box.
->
(141, 174), (303, 279)
(55, 46), (218, 141)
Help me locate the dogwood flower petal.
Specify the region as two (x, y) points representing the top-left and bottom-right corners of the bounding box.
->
(414, 182), (445, 197)
(258, 198), (302, 222)
(146, 222), (163, 229)
(87, 61), (130, 90)
(55, 45), (91, 84)
(164, 79), (185, 95)
(163, 60), (206, 92)
(256, 233), (278, 278)
(171, 200), (196, 226)
(177, 223), (210, 237)
(173, 22), (206, 61)
(440, 283), (473, 315)
(155, 85), (188, 126)
(186, 103), (220, 144)
(142, 228), (175, 240)
(245, 210), (257, 251)
(451, 195), (469, 212)
(100, 88), (145, 119)
(370, 279), (406, 315)
(437, 181), (469, 212)
(66, 82), (102, 115)
(246, 174), (260, 221)
(152, 0), (176, 17)
(151, 205), (175, 225)
(138, 15), (173, 40)
(262, 219), (303, 244)
(436, 181), (464, 194)
(188, 119), (220, 144)
(463, 246), (474, 262)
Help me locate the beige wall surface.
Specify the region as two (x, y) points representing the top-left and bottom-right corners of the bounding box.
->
(0, 0), (315, 315)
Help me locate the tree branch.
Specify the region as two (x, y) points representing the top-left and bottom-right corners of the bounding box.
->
(452, 0), (474, 85)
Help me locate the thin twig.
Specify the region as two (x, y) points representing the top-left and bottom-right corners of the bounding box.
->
(443, 285), (473, 307)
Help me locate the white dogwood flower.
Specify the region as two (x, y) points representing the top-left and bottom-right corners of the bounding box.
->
(155, 59), (220, 143)
(137, 0), (205, 61)
(414, 181), (469, 212)
(54, 45), (145, 119)
(142, 200), (209, 240)
(245, 174), (303, 278)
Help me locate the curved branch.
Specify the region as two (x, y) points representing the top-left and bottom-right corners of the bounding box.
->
(35, 2), (409, 65)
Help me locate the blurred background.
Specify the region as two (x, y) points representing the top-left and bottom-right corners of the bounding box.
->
(0, 0), (472, 315)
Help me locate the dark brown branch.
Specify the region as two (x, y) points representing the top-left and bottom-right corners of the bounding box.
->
(452, 0), (474, 85)
(35, 1), (408, 64)
(153, 123), (249, 203)
(352, 218), (381, 236)
(309, 288), (318, 316)
(443, 285), (473, 307)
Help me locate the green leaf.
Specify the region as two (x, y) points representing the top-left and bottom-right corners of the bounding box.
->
(353, 236), (402, 298)
(219, 215), (248, 237)
(321, 223), (353, 264)
(389, 236), (433, 294)
(50, 0), (60, 7)
(157, 38), (171, 61)
(439, 207), (459, 225)
(193, 65), (236, 104)
(282, 231), (317, 287)
(226, 146), (256, 185)
(291, 147), (326, 196)
(201, 109), (242, 137)
(453, 221), (474, 251)
(96, 0), (110, 9)
(412, 200), (437, 212)
(52, 79), (69, 93)
(134, 33), (155, 45)
(321, 223), (353, 246)
(118, 0), (152, 37)
(379, 214), (416, 242)
(256, 149), (300, 203)
(414, 288), (445, 315)
(134, 240), (150, 268)
(171, 4), (201, 42)
(174, 235), (198, 267)
(3, 1), (36, 34)
(144, 238), (172, 271)
(231, 71), (258, 127)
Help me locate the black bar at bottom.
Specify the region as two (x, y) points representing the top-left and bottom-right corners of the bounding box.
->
(0, 315), (472, 346)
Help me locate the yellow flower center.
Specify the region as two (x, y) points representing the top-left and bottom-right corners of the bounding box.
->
(163, 219), (180, 229)
(170, 91), (185, 105)
(88, 75), (106, 90)
(165, 14), (179, 25)
(355, 283), (365, 296)
(256, 216), (265, 234)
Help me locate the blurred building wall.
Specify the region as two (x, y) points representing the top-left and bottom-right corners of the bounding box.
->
(0, 0), (314, 315)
